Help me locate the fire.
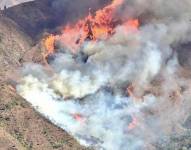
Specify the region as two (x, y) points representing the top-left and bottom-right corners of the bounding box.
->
(72, 113), (86, 123)
(44, 0), (139, 54)
(44, 34), (56, 55)
(127, 84), (143, 101)
(128, 116), (138, 130)
(124, 19), (139, 30)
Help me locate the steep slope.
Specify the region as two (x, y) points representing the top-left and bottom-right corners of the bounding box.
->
(0, 16), (32, 82)
(0, 0), (112, 149)
(0, 14), (87, 150)
(0, 0), (34, 9)
(1, 0), (191, 149)
(3, 0), (110, 40)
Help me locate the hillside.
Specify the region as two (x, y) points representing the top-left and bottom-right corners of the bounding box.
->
(0, 0), (191, 150)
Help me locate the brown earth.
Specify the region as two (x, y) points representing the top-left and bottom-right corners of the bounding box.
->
(0, 83), (89, 150)
(0, 0), (191, 150)
(0, 0), (111, 149)
(0, 13), (88, 150)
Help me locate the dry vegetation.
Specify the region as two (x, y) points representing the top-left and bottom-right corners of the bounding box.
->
(0, 15), (88, 150)
(0, 0), (191, 150)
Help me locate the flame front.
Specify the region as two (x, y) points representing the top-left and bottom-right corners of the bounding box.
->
(44, 0), (139, 53)
(44, 34), (56, 55)
(17, 0), (191, 149)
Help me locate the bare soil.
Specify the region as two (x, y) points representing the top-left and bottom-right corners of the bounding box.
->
(0, 15), (88, 150)
(0, 0), (191, 150)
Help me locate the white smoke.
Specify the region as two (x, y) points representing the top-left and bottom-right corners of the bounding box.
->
(16, 0), (191, 149)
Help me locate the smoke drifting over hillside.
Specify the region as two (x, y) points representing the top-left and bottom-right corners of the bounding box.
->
(16, 0), (191, 149)
(0, 0), (34, 9)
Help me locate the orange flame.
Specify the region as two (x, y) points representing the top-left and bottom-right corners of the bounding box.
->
(44, 0), (139, 54)
(44, 34), (56, 55)
(127, 84), (142, 101)
(128, 116), (138, 130)
(124, 19), (139, 30)
(72, 113), (86, 123)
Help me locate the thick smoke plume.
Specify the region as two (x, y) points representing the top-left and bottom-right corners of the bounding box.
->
(16, 0), (191, 149)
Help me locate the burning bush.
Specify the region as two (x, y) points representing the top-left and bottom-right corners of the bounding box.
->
(17, 0), (191, 149)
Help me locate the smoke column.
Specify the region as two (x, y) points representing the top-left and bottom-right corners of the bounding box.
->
(17, 0), (191, 149)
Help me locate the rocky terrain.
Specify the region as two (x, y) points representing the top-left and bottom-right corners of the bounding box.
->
(0, 14), (88, 150)
(0, 0), (191, 150)
(0, 0), (107, 149)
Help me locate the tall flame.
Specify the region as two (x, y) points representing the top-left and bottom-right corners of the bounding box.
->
(44, 34), (56, 55)
(44, 0), (139, 54)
